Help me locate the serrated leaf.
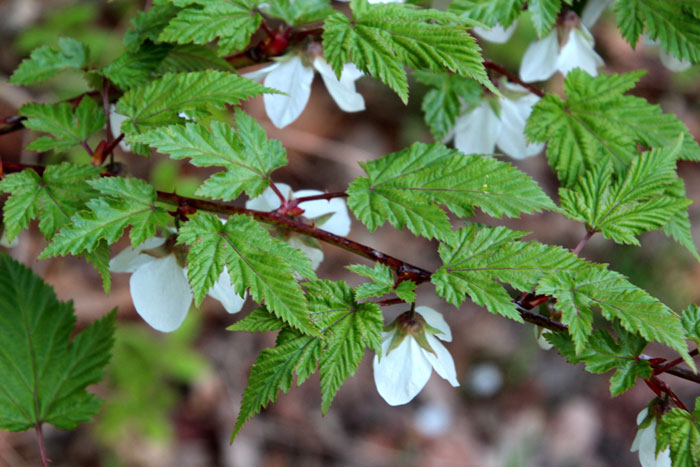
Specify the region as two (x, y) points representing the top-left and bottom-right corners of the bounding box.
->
(347, 143), (555, 242)
(159, 44), (234, 73)
(661, 177), (700, 260)
(159, 0), (262, 56)
(0, 164), (101, 241)
(432, 224), (585, 320)
(347, 263), (416, 302)
(657, 400), (700, 467)
(10, 37), (89, 85)
(134, 109), (286, 200)
(547, 324), (651, 396)
(322, 0), (494, 104)
(0, 253), (115, 431)
(177, 212), (316, 334)
(526, 70), (700, 187)
(448, 0), (525, 28)
(262, 0), (334, 26)
(537, 266), (693, 368)
(102, 42), (172, 90)
(528, 0), (562, 37)
(20, 98), (106, 153)
(124, 4), (182, 52)
(681, 305), (700, 345)
(40, 177), (171, 258)
(227, 307), (286, 332)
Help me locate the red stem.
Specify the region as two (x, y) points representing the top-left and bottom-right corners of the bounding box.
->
(654, 348), (699, 375)
(293, 192), (349, 204)
(483, 60), (546, 98)
(572, 229), (595, 255)
(35, 423), (49, 467)
(268, 181), (288, 207)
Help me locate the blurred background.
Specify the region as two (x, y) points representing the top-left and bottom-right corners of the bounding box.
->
(0, 1), (699, 466)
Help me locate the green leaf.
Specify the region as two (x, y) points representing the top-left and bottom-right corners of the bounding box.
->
(432, 224), (584, 320)
(347, 263), (416, 302)
(322, 0), (493, 104)
(448, 0), (525, 28)
(102, 42), (172, 90)
(0, 253), (115, 431)
(228, 307), (286, 333)
(414, 70), (482, 141)
(262, 0), (334, 26)
(177, 212), (317, 335)
(527, 0), (562, 37)
(526, 70), (700, 187)
(20, 98), (106, 153)
(10, 37), (89, 85)
(159, 0), (262, 56)
(681, 305), (700, 345)
(662, 178), (700, 260)
(40, 177), (171, 257)
(0, 164), (101, 241)
(614, 0), (700, 63)
(347, 143), (555, 242)
(124, 4), (182, 52)
(159, 44), (235, 73)
(134, 109), (286, 200)
(547, 324), (651, 396)
(115, 71), (271, 136)
(657, 399), (700, 467)
(537, 266), (693, 368)
(560, 140), (691, 246)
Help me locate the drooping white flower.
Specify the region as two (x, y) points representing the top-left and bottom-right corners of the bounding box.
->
(520, 23), (604, 82)
(244, 54), (364, 129)
(110, 237), (245, 332)
(631, 408), (672, 467)
(373, 306), (459, 406)
(451, 83), (544, 160)
(473, 22), (517, 44)
(245, 183), (351, 269)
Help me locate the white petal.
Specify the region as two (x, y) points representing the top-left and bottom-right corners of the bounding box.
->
(373, 333), (432, 406)
(415, 306), (452, 341)
(313, 58), (365, 113)
(129, 255), (192, 332)
(109, 237), (166, 273)
(245, 183), (293, 211)
(241, 62), (279, 82)
(423, 334), (460, 387)
(294, 189), (352, 236)
(581, 0), (613, 28)
(288, 235), (324, 271)
(556, 26), (604, 77)
(263, 56), (315, 128)
(473, 22), (517, 44)
(453, 100), (501, 155)
(496, 95), (544, 159)
(109, 104), (132, 152)
(0, 230), (18, 248)
(206, 267), (246, 314)
(659, 49), (692, 72)
(519, 32), (559, 82)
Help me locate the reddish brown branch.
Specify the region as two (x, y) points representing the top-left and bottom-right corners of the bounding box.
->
(483, 60), (545, 98)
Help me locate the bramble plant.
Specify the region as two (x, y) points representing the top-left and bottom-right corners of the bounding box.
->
(1, 0), (700, 465)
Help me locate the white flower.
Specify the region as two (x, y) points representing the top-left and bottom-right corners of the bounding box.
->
(245, 183), (351, 269)
(473, 22), (517, 44)
(581, 0), (614, 28)
(519, 24), (604, 82)
(631, 408), (672, 467)
(643, 36), (692, 73)
(451, 83), (544, 160)
(373, 306), (459, 406)
(109, 237), (245, 332)
(534, 326), (553, 350)
(244, 54), (364, 128)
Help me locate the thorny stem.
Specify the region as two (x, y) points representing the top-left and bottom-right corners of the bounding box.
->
(653, 349), (700, 376)
(35, 423), (49, 467)
(483, 60), (546, 98)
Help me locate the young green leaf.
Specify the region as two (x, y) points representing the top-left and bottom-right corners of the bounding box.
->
(526, 70), (700, 187)
(681, 305), (700, 345)
(0, 163), (101, 241)
(662, 178), (700, 260)
(448, 0), (525, 28)
(262, 0), (334, 26)
(0, 253), (115, 431)
(40, 177), (171, 258)
(159, 44), (235, 73)
(124, 3), (182, 52)
(657, 398), (700, 467)
(528, 0), (568, 37)
(347, 263), (416, 302)
(346, 143), (556, 242)
(102, 42), (172, 90)
(134, 109), (286, 200)
(10, 37), (89, 85)
(322, 0), (494, 103)
(227, 306), (287, 333)
(432, 224), (585, 320)
(20, 98), (106, 153)
(177, 212), (317, 335)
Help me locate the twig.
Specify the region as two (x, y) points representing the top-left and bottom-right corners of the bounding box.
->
(483, 60), (546, 98)
(572, 229), (595, 255)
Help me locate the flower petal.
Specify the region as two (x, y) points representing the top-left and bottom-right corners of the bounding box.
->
(263, 56), (315, 128)
(241, 62), (279, 82)
(129, 255), (192, 332)
(373, 332), (432, 406)
(313, 58), (366, 113)
(556, 26), (604, 77)
(581, 0), (613, 28)
(496, 95), (544, 159)
(288, 235), (324, 271)
(294, 189), (352, 236)
(473, 22), (517, 44)
(109, 237), (166, 273)
(245, 183), (293, 211)
(423, 334), (460, 387)
(659, 49), (692, 72)
(206, 267), (246, 314)
(519, 32), (559, 82)
(453, 100), (501, 156)
(109, 104), (132, 152)
(415, 306), (452, 341)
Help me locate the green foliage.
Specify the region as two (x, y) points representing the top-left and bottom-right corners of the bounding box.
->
(681, 305), (700, 345)
(346, 143), (555, 242)
(0, 164), (101, 241)
(657, 398), (700, 467)
(177, 212), (317, 335)
(526, 70), (700, 187)
(19, 98), (106, 153)
(10, 37), (89, 85)
(40, 177), (171, 258)
(262, 0), (334, 26)
(322, 0), (494, 103)
(448, 0), (524, 28)
(347, 263), (416, 302)
(134, 109), (286, 201)
(432, 224), (584, 320)
(537, 266), (692, 367)
(414, 70), (482, 141)
(0, 253), (115, 431)
(102, 42), (173, 90)
(547, 324), (651, 396)
(227, 307), (287, 333)
(614, 0), (700, 63)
